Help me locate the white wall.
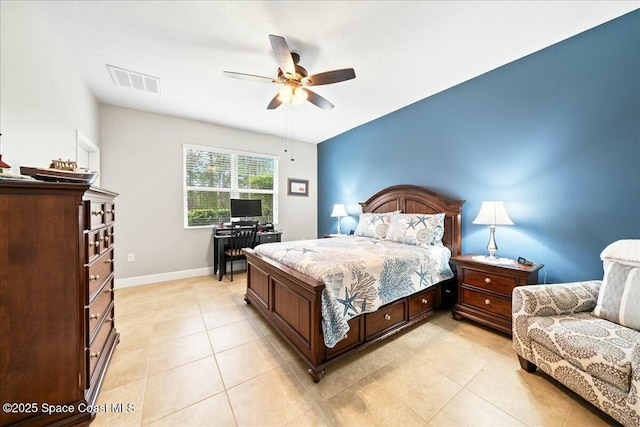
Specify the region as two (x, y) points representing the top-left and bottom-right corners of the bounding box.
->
(0, 2), (99, 172)
(99, 105), (318, 286)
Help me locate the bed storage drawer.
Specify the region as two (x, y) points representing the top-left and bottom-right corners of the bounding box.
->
(408, 288), (438, 319)
(326, 316), (362, 359)
(365, 299), (406, 339)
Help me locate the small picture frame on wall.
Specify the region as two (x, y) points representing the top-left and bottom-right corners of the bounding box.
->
(287, 178), (309, 196)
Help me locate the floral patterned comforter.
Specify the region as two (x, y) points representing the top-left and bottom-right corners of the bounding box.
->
(254, 236), (453, 347)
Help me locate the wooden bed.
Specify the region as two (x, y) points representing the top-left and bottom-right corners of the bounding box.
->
(243, 185), (464, 382)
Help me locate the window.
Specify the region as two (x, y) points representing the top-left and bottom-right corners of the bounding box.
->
(183, 144), (278, 228)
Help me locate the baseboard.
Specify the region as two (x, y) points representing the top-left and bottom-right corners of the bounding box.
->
(114, 267), (214, 289)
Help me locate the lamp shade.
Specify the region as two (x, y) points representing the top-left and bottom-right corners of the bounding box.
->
(331, 204), (347, 217)
(472, 201), (514, 226)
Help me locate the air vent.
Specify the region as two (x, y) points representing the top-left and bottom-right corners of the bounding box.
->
(107, 65), (161, 94)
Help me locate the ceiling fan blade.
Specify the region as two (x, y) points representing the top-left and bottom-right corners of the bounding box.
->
(304, 68), (356, 86)
(269, 34), (295, 76)
(267, 93), (283, 110)
(223, 71), (280, 83)
(301, 88), (334, 110)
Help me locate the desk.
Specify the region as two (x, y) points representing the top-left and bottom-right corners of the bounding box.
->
(212, 230), (282, 280)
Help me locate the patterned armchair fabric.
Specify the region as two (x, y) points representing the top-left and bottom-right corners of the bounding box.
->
(513, 281), (640, 427)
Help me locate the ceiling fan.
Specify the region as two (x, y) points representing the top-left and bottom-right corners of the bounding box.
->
(223, 34), (356, 110)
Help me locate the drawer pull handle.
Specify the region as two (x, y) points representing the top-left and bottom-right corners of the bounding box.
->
(90, 351), (101, 359)
(90, 313), (100, 320)
(106, 210), (113, 214)
(484, 277), (491, 284)
(484, 299), (491, 305)
(105, 287), (114, 293)
(88, 241), (95, 247)
(92, 210), (104, 216)
(384, 314), (391, 321)
(344, 334), (348, 340)
(106, 259), (115, 264)
(89, 275), (100, 281)
(421, 298), (428, 305)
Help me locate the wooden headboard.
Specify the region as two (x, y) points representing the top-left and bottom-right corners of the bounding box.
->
(359, 185), (465, 257)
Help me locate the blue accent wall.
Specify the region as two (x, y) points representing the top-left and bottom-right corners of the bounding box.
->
(318, 10), (639, 283)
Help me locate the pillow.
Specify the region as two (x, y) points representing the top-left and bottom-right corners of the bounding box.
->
(600, 239), (640, 267)
(385, 213), (445, 247)
(592, 240), (640, 330)
(354, 211), (398, 239)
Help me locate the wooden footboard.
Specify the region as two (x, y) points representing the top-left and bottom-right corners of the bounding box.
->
(244, 248), (449, 382)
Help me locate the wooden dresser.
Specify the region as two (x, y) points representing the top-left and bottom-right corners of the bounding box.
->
(0, 181), (119, 426)
(451, 254), (542, 335)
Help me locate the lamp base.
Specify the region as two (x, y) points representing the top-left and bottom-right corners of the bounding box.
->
(486, 225), (498, 258)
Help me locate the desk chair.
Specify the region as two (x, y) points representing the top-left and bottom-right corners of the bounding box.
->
(222, 224), (257, 281)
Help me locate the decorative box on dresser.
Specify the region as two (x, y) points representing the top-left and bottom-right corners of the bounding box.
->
(451, 254), (543, 335)
(0, 181), (119, 426)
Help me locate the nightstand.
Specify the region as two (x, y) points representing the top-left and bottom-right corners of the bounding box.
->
(451, 254), (543, 335)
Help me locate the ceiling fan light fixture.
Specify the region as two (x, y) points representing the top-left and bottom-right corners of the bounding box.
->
(278, 85), (294, 102)
(292, 87), (307, 105)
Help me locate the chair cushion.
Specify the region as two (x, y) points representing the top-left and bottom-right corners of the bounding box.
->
(592, 241), (640, 330)
(527, 312), (640, 392)
(225, 248), (246, 256)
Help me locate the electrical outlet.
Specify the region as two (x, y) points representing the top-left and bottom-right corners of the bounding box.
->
(127, 253), (135, 262)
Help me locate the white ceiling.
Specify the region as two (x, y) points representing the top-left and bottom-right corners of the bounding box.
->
(34, 1), (638, 144)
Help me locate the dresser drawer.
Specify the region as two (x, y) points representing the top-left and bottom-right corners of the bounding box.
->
(88, 305), (114, 378)
(326, 316), (362, 359)
(88, 280), (114, 342)
(461, 288), (512, 318)
(105, 202), (116, 224)
(365, 300), (406, 339)
(86, 229), (102, 261)
(89, 201), (106, 230)
(104, 225), (115, 249)
(462, 268), (517, 296)
(88, 249), (114, 301)
(408, 288), (437, 319)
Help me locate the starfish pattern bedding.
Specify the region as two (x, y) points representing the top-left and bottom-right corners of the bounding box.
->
(254, 236), (453, 347)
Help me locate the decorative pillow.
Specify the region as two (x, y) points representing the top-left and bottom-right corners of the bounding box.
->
(354, 211), (398, 239)
(385, 213), (445, 247)
(592, 240), (640, 330)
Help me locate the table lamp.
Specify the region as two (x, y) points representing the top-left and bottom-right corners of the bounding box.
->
(473, 201), (513, 259)
(331, 204), (348, 235)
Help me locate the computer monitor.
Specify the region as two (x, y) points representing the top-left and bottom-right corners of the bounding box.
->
(230, 199), (262, 219)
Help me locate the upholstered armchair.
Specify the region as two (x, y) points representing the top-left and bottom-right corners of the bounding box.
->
(512, 240), (640, 427)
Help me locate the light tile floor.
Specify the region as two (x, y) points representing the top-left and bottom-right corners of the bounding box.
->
(92, 274), (620, 427)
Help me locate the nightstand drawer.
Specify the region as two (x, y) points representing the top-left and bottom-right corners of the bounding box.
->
(462, 288), (511, 318)
(462, 268), (517, 295)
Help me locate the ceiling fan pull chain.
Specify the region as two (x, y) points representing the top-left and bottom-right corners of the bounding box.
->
(289, 107), (295, 162)
(283, 110), (288, 153)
